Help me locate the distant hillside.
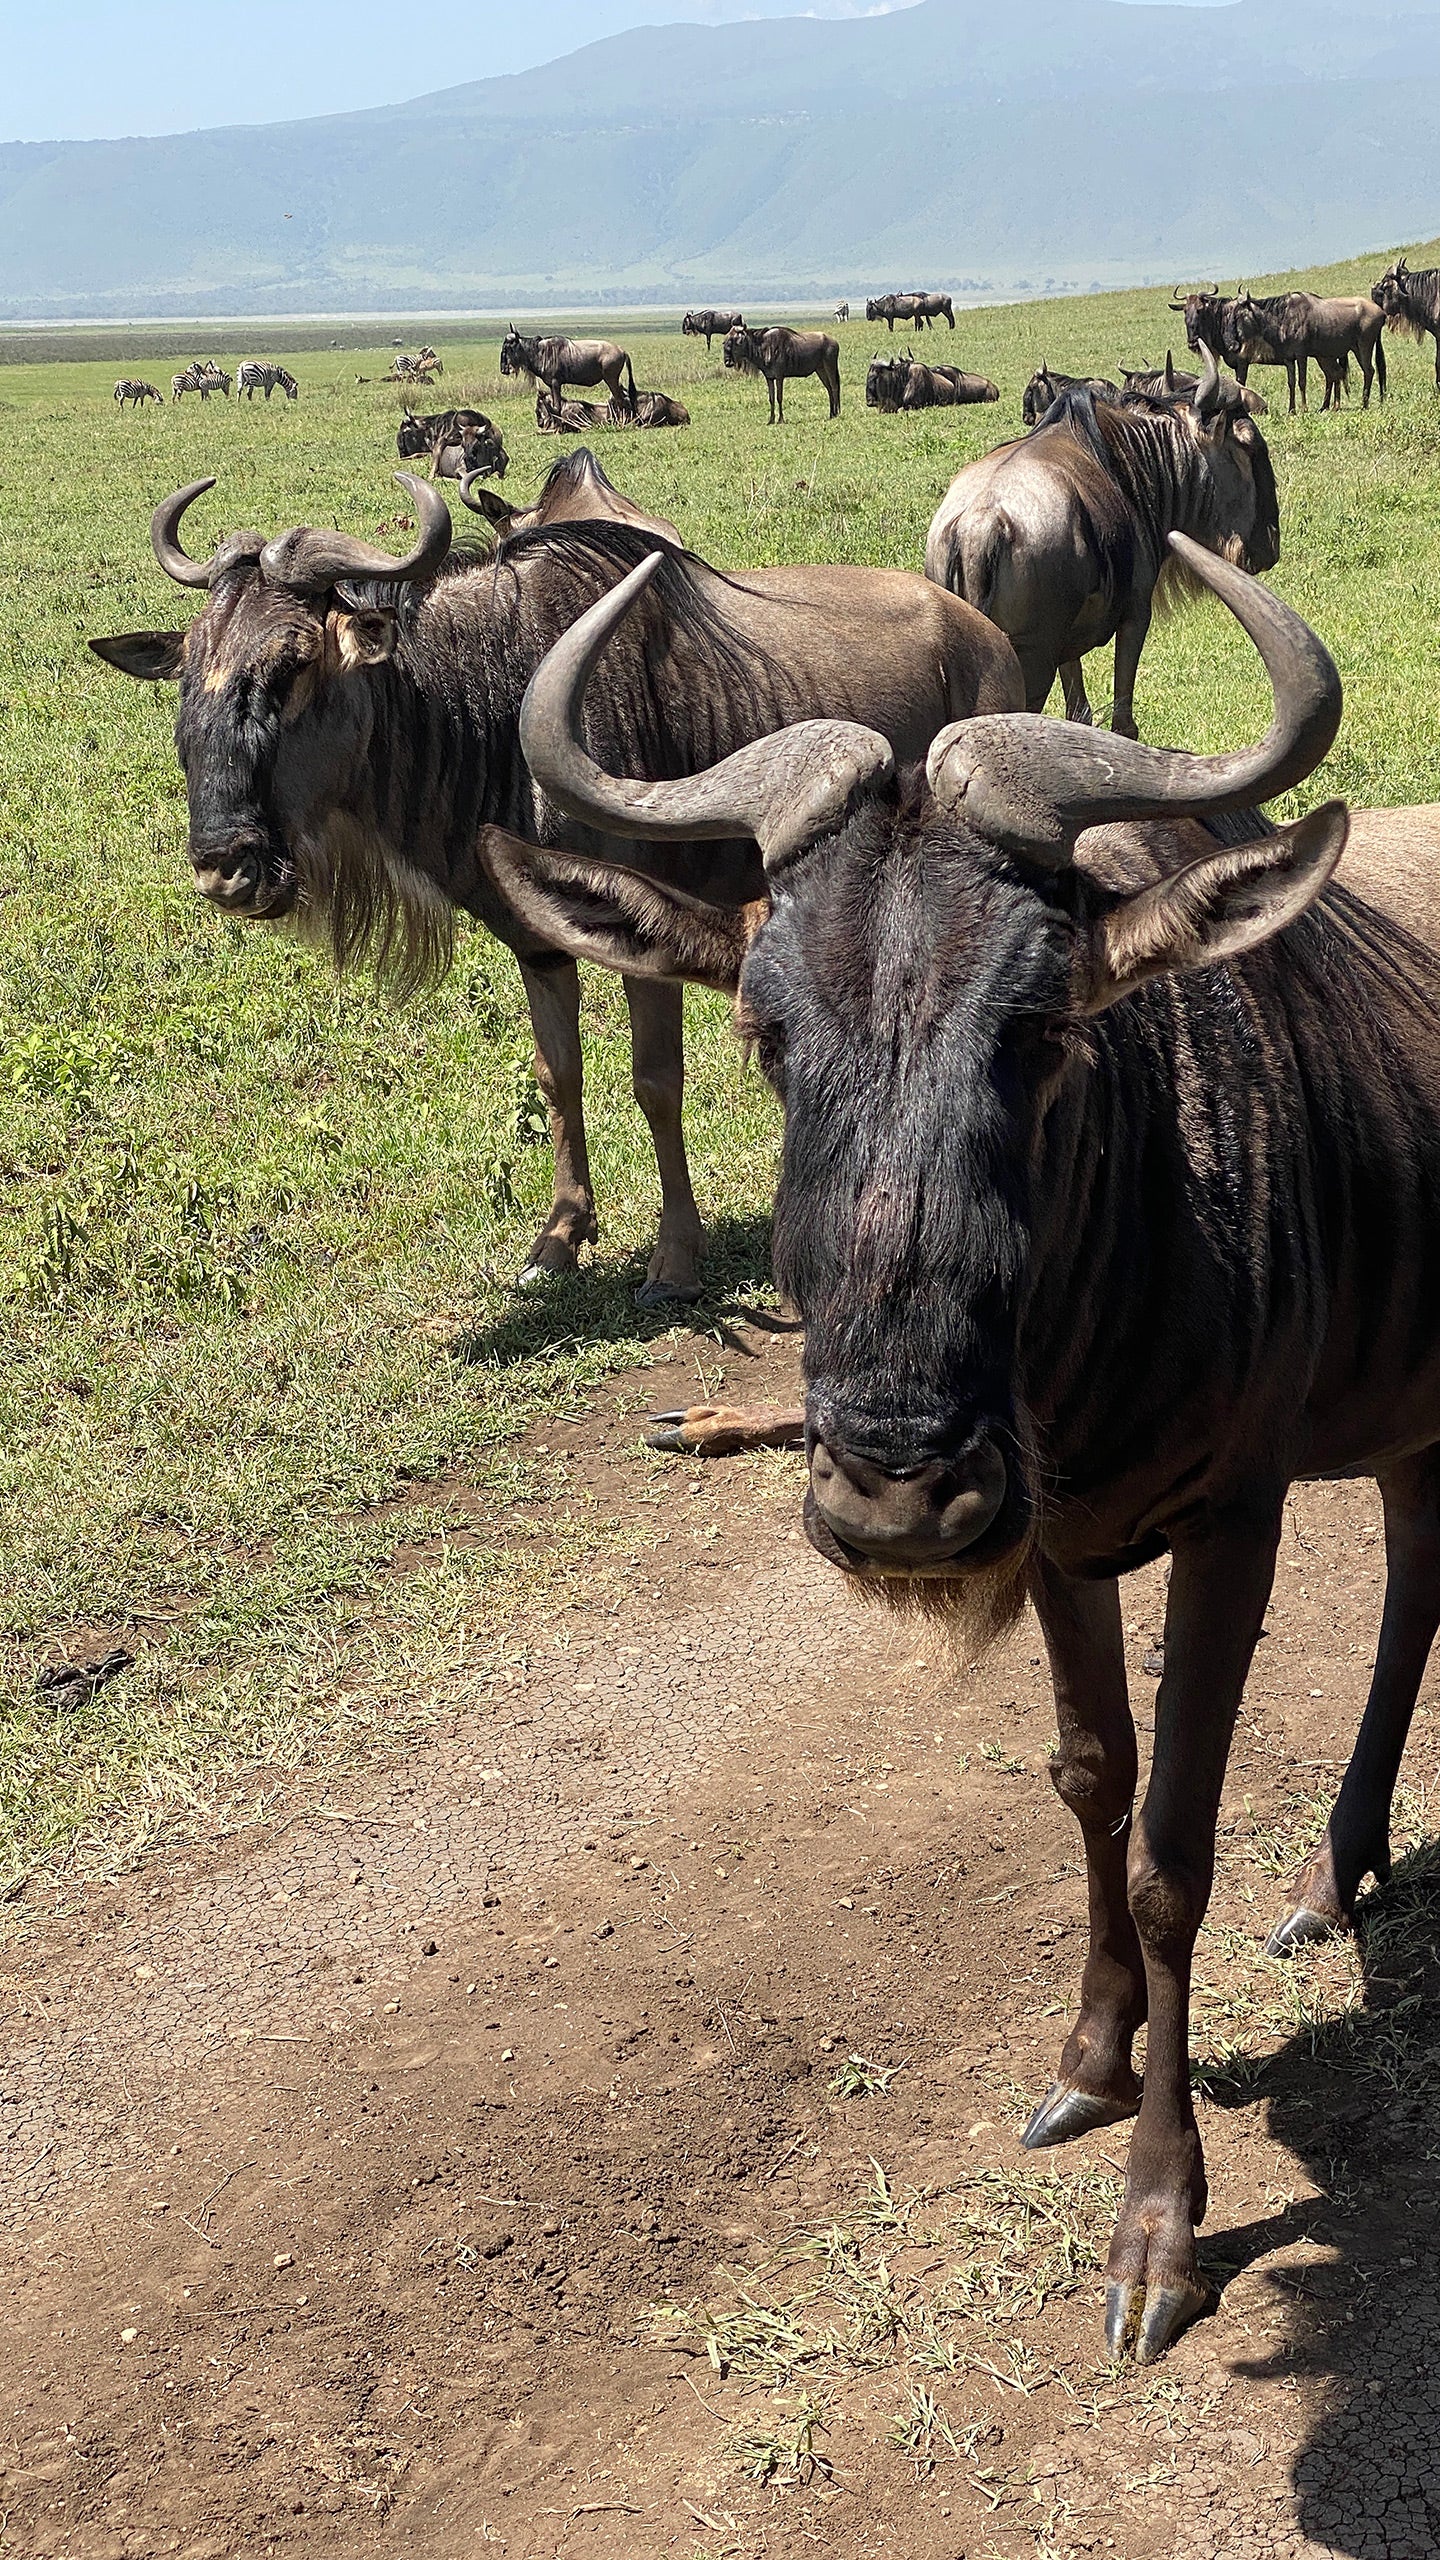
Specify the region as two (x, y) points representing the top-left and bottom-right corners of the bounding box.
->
(4, 0), (1440, 318)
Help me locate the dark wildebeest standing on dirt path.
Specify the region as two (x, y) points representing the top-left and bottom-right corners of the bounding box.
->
(511, 529), (1440, 2365)
(89, 462), (1019, 1302)
(724, 324), (841, 423)
(1372, 255), (1440, 385)
(681, 309), (743, 349)
(1230, 291), (1386, 413)
(114, 379), (163, 407)
(926, 346), (1278, 734)
(500, 326), (638, 414)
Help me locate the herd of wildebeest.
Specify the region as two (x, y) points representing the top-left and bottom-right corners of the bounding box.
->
(89, 254), (1440, 2369)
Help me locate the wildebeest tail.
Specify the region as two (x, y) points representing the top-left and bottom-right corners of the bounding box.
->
(954, 515), (1010, 620)
(622, 353), (638, 410)
(1376, 333), (1387, 398)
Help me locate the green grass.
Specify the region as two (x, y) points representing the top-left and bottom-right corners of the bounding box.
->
(2, 249), (1439, 1888)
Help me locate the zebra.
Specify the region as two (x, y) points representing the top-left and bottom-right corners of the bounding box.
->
(237, 361), (300, 401)
(114, 378), (163, 407)
(171, 361), (232, 402)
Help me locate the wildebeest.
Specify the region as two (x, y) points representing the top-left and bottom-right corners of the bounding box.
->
(500, 326), (638, 414)
(630, 390), (690, 428)
(459, 448), (684, 547)
(534, 383), (689, 434)
(396, 407), (508, 482)
(172, 362), (232, 402)
(681, 309), (743, 349)
(89, 462), (1019, 1304)
(723, 324), (841, 423)
(1229, 290), (1386, 413)
(866, 292), (954, 332)
(114, 379), (163, 408)
(927, 346), (1278, 734)
(1371, 254), (1440, 385)
(237, 362), (299, 401)
(867, 353), (999, 412)
(1021, 365), (1119, 427)
(509, 530), (1440, 2365)
(1119, 356), (1266, 418)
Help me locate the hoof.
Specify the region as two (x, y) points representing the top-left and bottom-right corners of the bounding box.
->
(635, 1278), (704, 1308)
(645, 1418), (691, 1452)
(1105, 2275), (1207, 2363)
(1265, 1904), (1340, 1958)
(1021, 2081), (1140, 2151)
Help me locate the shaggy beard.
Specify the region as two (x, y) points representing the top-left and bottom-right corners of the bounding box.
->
(847, 1518), (1035, 1666)
(285, 815), (456, 1002)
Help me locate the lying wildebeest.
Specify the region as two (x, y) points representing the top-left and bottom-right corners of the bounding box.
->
(459, 448), (684, 547)
(508, 529), (1440, 2365)
(501, 325), (638, 414)
(927, 346), (1277, 734)
(114, 378), (163, 408)
(172, 362), (231, 402)
(723, 324), (841, 423)
(534, 382), (690, 434)
(1229, 290), (1386, 413)
(396, 407), (508, 482)
(1021, 364), (1119, 427)
(1119, 356), (1265, 418)
(237, 362), (299, 402)
(1371, 254), (1440, 385)
(631, 390), (690, 428)
(89, 463), (1019, 1303)
(681, 309), (743, 349)
(868, 353), (998, 411)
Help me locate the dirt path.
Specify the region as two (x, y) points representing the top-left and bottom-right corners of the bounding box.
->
(2, 1327), (1438, 2560)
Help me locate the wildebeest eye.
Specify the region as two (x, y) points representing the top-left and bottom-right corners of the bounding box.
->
(738, 1001), (787, 1088)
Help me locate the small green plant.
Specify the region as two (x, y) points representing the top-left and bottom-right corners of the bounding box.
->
(828, 2051), (899, 2098)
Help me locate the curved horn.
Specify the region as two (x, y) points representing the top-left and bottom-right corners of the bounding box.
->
(927, 537), (1340, 865)
(152, 477), (221, 586)
(1192, 339), (1224, 417)
(258, 473), (451, 591)
(519, 552), (894, 870)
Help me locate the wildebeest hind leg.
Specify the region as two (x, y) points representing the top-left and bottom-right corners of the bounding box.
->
(1269, 1448), (1440, 1954)
(625, 976), (705, 1304)
(1022, 1559), (1145, 2150)
(517, 957), (599, 1284)
(1105, 1507), (1281, 2359)
(1111, 607), (1152, 741)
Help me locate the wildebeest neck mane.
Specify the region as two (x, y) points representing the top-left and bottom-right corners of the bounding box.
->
(1044, 388), (1274, 605)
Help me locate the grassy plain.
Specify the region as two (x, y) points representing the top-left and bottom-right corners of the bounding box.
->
(2, 248), (1439, 1890)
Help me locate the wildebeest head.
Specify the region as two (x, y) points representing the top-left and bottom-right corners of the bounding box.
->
(499, 325), (530, 378)
(498, 541), (1343, 1636)
(88, 473), (453, 951)
(1370, 256), (1408, 319)
(722, 324), (762, 376)
(866, 353), (908, 410)
(1170, 286), (1227, 356)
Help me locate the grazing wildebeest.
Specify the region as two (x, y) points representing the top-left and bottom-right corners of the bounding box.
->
(1229, 291), (1386, 414)
(237, 362), (299, 401)
(927, 346), (1278, 735)
(1021, 364), (1119, 427)
(500, 326), (638, 414)
(114, 378), (163, 408)
(682, 309), (743, 349)
(835, 301), (850, 323)
(172, 362), (232, 402)
(1371, 255), (1440, 385)
(510, 530), (1440, 2364)
(396, 407), (508, 482)
(723, 324), (841, 423)
(90, 464), (1019, 1302)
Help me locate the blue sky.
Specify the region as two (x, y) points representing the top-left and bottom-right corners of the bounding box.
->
(0, 0), (1233, 144)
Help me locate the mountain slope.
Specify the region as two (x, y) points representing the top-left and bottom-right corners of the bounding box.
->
(3, 0), (1439, 317)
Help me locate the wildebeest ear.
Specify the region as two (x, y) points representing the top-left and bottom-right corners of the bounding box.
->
(482, 830), (766, 990)
(1077, 803), (1348, 1015)
(88, 629), (187, 681)
(330, 608), (398, 669)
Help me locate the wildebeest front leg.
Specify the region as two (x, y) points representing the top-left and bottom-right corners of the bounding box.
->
(1106, 1507), (1281, 2361)
(624, 976), (705, 1305)
(1270, 1448), (1440, 1952)
(1111, 605), (1153, 741)
(1023, 1559), (1145, 2149)
(517, 956), (598, 1283)
(1057, 659), (1094, 725)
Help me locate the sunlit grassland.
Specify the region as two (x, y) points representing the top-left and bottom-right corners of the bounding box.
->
(2, 251), (1439, 1887)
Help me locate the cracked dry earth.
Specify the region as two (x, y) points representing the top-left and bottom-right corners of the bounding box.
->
(3, 1322), (1439, 2560)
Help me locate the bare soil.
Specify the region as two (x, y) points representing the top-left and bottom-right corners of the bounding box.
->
(2, 1322), (1438, 2560)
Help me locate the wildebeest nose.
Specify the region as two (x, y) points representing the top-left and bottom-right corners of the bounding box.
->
(808, 1439), (1007, 1567)
(190, 836), (290, 916)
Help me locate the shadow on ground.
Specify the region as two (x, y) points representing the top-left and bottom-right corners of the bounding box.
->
(455, 1212), (779, 1368)
(1205, 1839), (1440, 2558)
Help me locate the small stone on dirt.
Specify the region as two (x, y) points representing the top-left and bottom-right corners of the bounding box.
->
(421, 1940), (439, 1956)
(593, 1920), (614, 1941)
(273, 2252), (294, 2269)
(119, 2327), (138, 2345)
